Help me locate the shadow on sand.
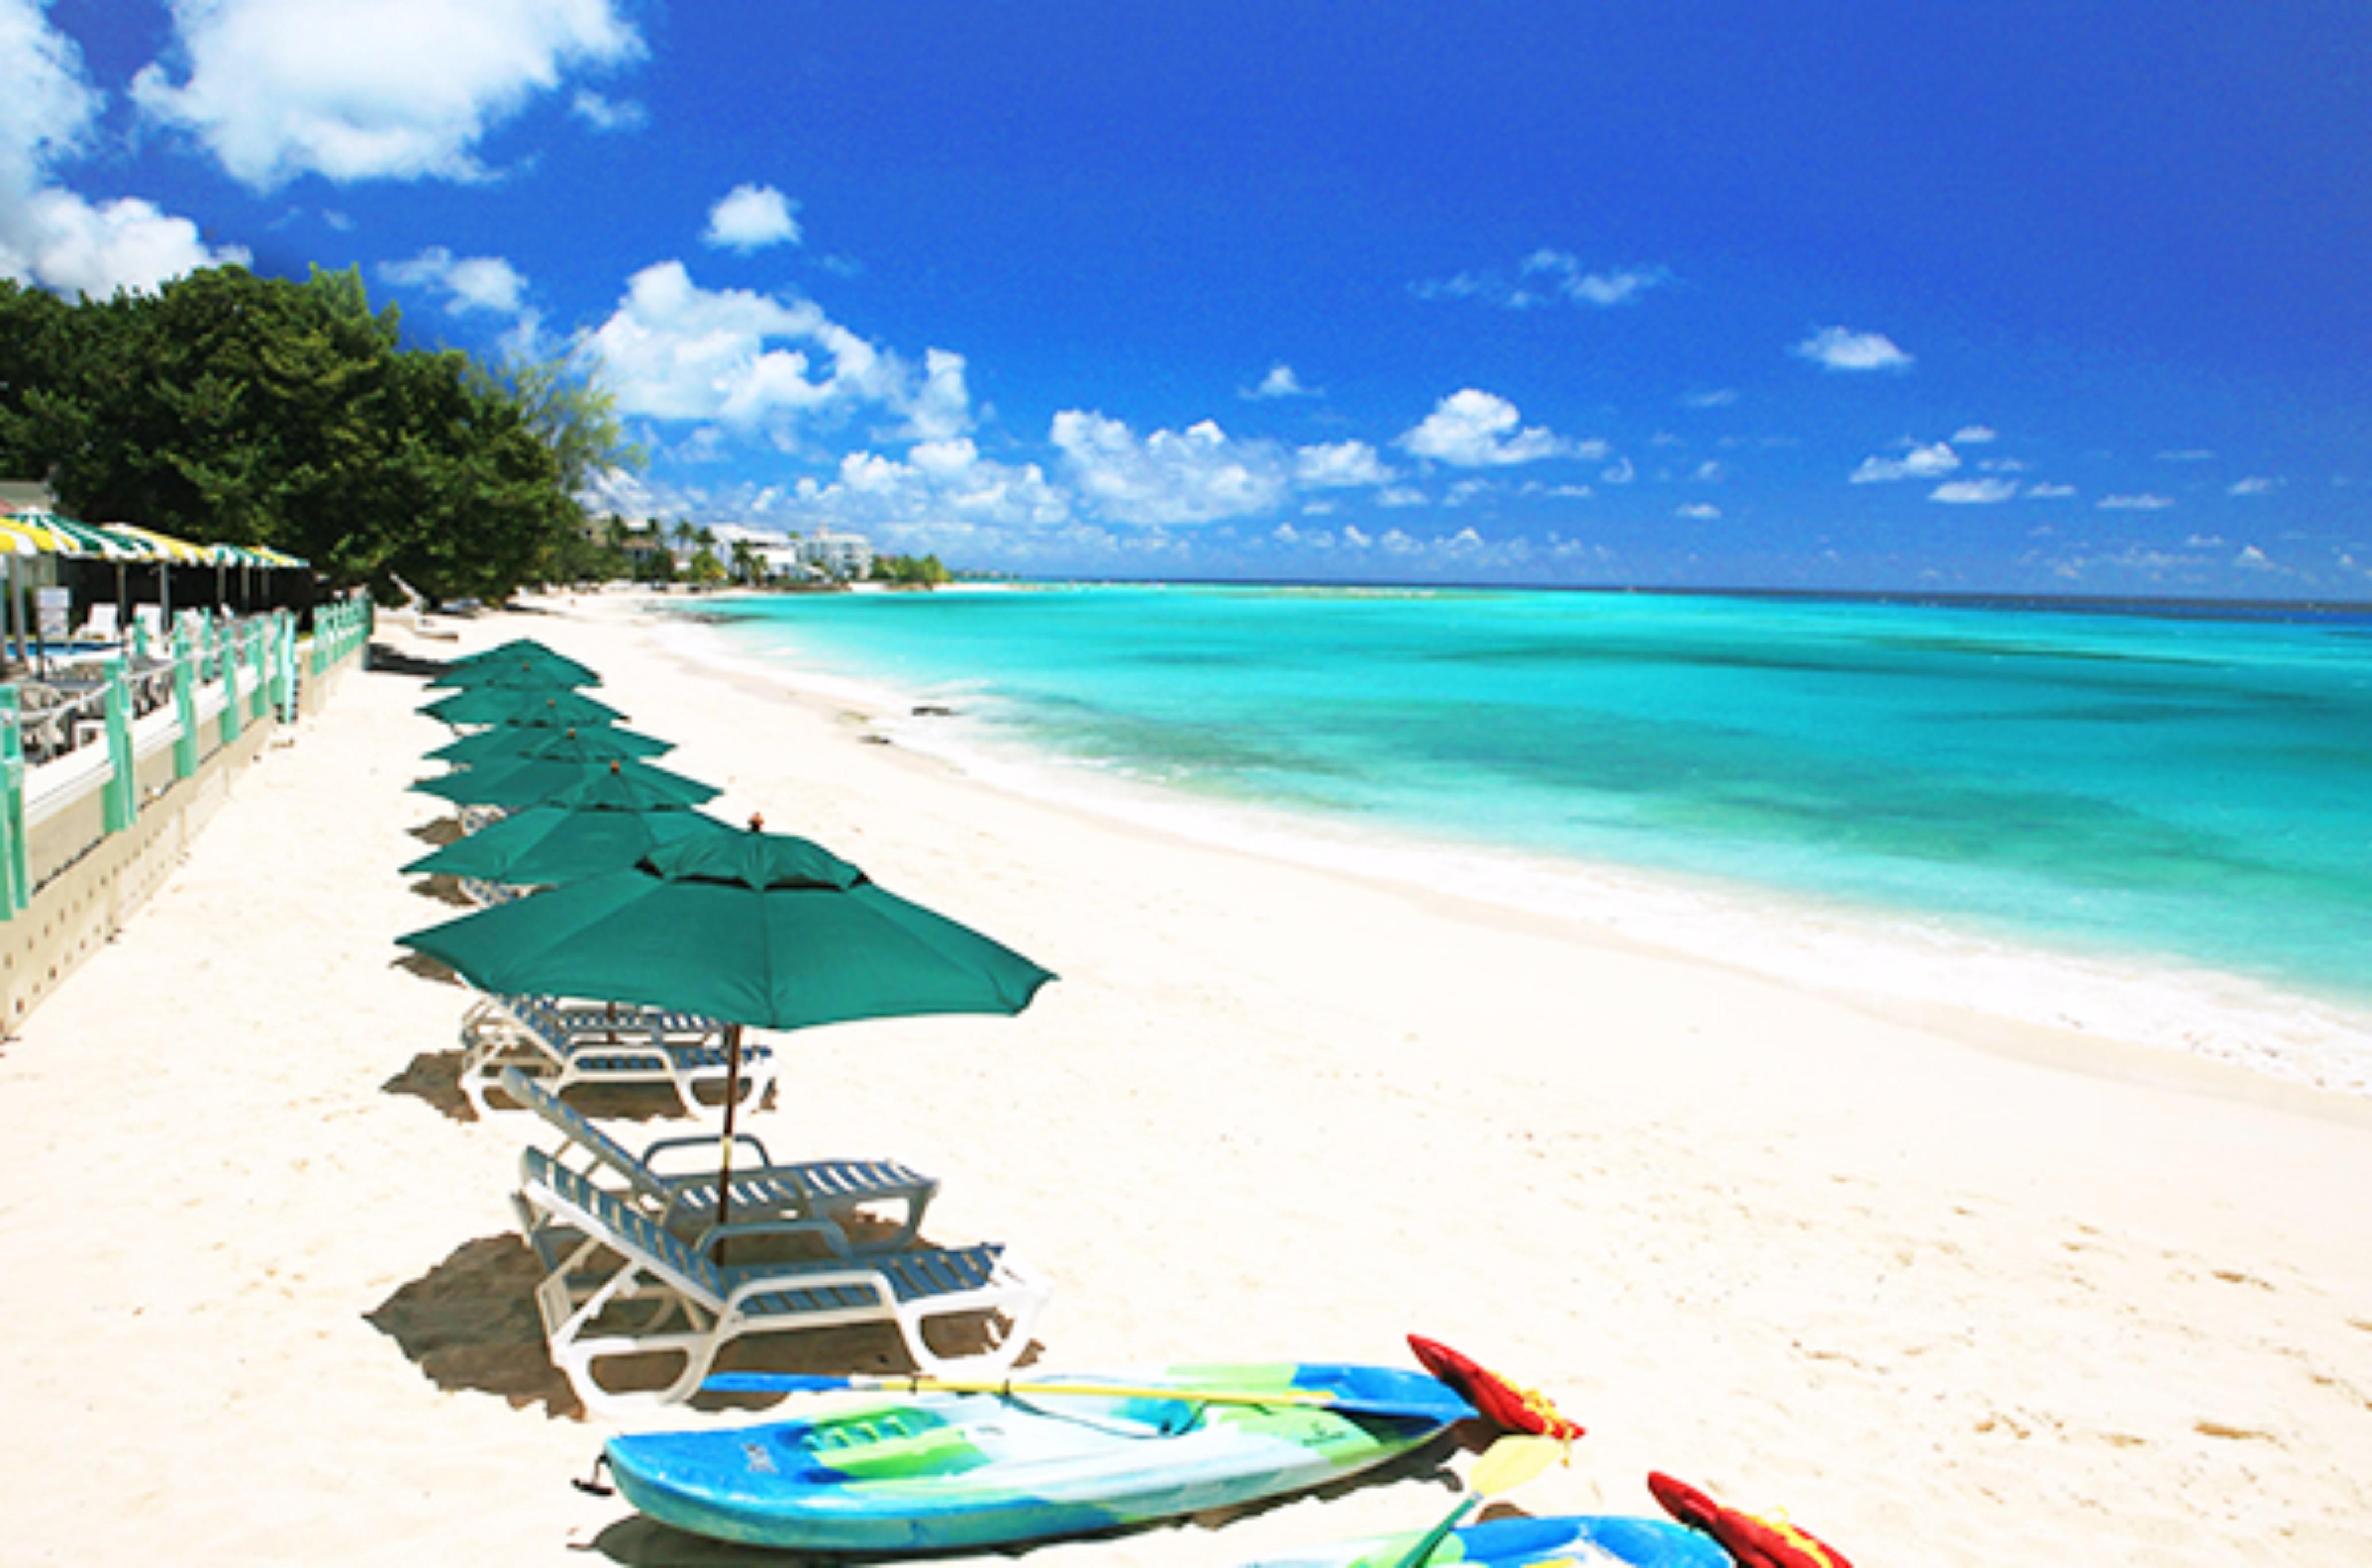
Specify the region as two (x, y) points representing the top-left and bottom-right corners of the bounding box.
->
(410, 817), (466, 847)
(381, 1049), (479, 1122)
(393, 951), (463, 986)
(365, 644), (449, 678)
(365, 1233), (583, 1419)
(368, 1233), (1050, 1434)
(408, 874), (478, 907)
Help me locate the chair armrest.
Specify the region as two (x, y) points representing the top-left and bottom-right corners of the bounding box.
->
(720, 1261), (893, 1312)
(639, 1130), (775, 1171)
(699, 1217), (852, 1260)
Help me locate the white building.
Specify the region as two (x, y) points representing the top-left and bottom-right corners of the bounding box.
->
(798, 527), (874, 580)
(720, 523), (876, 581)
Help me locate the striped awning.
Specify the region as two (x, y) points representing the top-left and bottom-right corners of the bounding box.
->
(0, 511), (83, 556)
(0, 507), (307, 569)
(204, 540), (310, 569)
(0, 508), (142, 559)
(106, 523), (215, 563)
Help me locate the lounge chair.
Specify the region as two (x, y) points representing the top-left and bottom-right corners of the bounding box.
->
(73, 603), (119, 644)
(499, 1066), (937, 1250)
(457, 993), (775, 1121)
(513, 1149), (1049, 1413)
(457, 876), (528, 907)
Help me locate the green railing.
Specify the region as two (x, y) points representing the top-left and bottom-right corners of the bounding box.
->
(0, 600), (354, 921)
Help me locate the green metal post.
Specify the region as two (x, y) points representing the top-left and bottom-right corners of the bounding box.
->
(102, 658), (137, 834)
(171, 616), (199, 779)
(219, 624), (244, 745)
(0, 686), (26, 918)
(248, 621), (269, 721)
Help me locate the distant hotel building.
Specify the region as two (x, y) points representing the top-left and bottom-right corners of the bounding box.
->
(754, 527), (874, 581)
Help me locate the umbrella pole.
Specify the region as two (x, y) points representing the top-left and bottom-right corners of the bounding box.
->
(716, 1023), (744, 1238)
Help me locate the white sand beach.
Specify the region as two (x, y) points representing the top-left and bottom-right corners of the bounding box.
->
(3, 593), (2369, 1566)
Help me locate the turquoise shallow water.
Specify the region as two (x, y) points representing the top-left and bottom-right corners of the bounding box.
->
(686, 585), (2372, 1013)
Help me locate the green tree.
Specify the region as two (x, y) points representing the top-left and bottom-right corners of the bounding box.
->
(870, 552), (952, 587)
(0, 264), (635, 604)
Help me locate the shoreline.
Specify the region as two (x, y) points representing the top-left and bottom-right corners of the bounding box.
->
(5, 594), (2368, 1565)
(647, 595), (2372, 1103)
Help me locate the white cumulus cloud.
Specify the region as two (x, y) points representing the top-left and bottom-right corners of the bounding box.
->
(1930, 478), (2021, 504)
(132, 0), (644, 190)
(1517, 250), (1671, 307)
(704, 183), (801, 252)
(1050, 412), (1290, 525)
(1676, 503), (1722, 520)
(2023, 482), (2078, 499)
(2229, 476), (2278, 496)
(2098, 493), (2176, 511)
(1415, 251), (1672, 310)
(0, 0), (247, 296)
(1293, 440), (1394, 489)
(794, 442), (1069, 533)
(1952, 424), (1998, 444)
(1793, 326), (1913, 372)
(380, 246), (528, 314)
(583, 261), (963, 445)
(1399, 389), (1568, 468)
(8, 190), (246, 298)
(1851, 442), (1959, 484)
(570, 89), (646, 132)
(1241, 363), (1315, 400)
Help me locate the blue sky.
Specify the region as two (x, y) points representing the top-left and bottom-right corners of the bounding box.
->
(8, 2), (2370, 598)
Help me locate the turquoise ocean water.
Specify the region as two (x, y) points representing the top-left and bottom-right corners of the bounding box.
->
(675, 584), (2372, 1059)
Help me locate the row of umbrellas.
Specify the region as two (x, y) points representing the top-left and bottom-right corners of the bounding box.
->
(396, 638), (1057, 1229)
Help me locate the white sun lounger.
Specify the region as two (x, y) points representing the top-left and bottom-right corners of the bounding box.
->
(499, 1066), (937, 1250)
(458, 993), (774, 1121)
(514, 1149), (1048, 1413)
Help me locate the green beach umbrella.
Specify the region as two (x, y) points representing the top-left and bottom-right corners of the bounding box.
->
(444, 638), (582, 671)
(398, 830), (1057, 1225)
(400, 829), (1054, 1037)
(403, 801), (739, 886)
(428, 652), (603, 690)
(427, 722), (674, 769)
(414, 754), (720, 810)
(422, 686), (625, 728)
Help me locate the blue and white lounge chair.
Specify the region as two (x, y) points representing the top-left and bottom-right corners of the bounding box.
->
(499, 1067), (937, 1251)
(458, 993), (775, 1121)
(513, 1150), (1049, 1413)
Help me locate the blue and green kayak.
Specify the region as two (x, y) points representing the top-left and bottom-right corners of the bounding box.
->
(1241, 1513), (1733, 1566)
(605, 1362), (1470, 1552)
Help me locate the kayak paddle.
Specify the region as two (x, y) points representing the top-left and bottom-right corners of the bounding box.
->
(1388, 1435), (1566, 1568)
(701, 1369), (1477, 1425)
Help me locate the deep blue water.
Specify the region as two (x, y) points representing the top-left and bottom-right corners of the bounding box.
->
(686, 585), (2372, 1010)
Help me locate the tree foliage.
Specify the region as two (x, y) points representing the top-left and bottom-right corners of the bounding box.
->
(0, 265), (639, 604)
(871, 552), (952, 586)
